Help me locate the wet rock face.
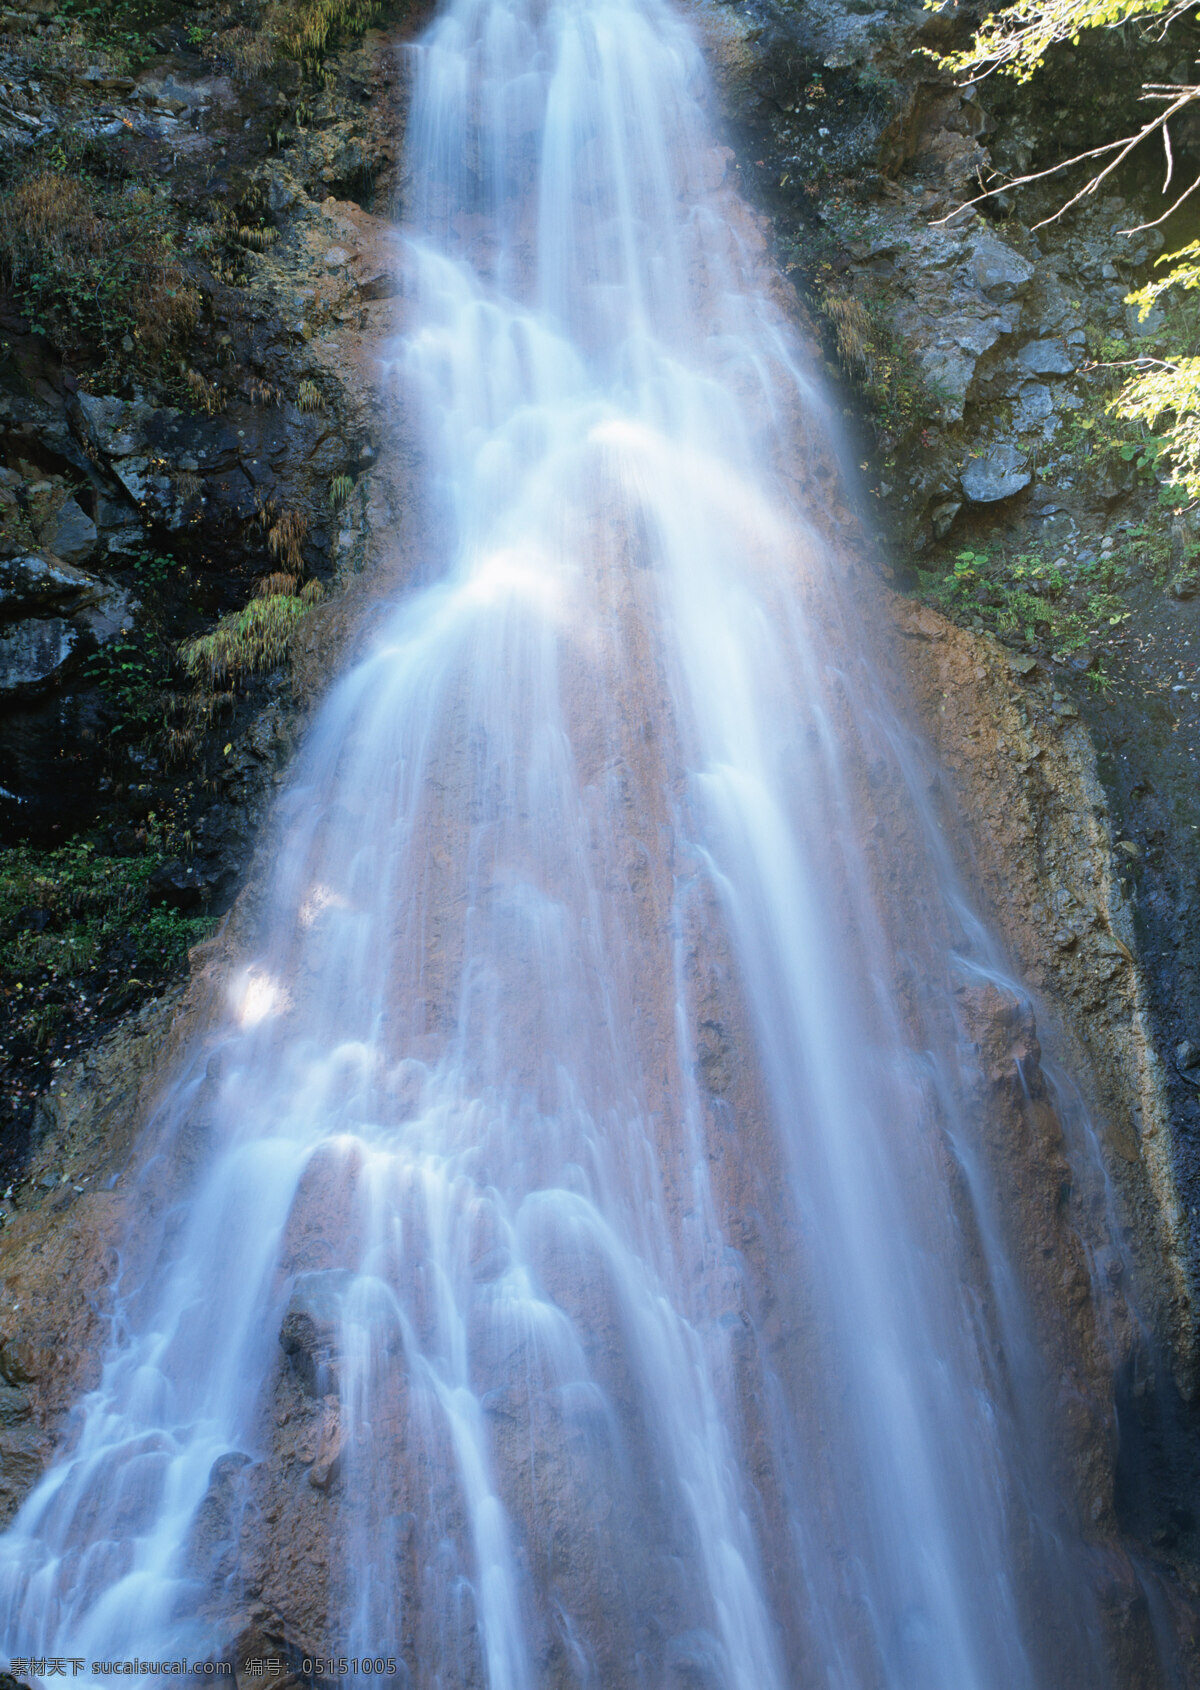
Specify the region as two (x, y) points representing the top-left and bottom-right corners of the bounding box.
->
(279, 1269), (356, 1397)
(73, 393), (248, 535)
(1, 551), (105, 617)
(0, 548), (134, 702)
(892, 599), (1200, 1660)
(0, 615), (79, 693)
(70, 386), (357, 549)
(45, 497), (97, 566)
(0, 1381), (46, 1530)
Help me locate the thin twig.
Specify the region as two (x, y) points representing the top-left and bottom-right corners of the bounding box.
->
(1162, 118), (1175, 194)
(931, 86), (1199, 229)
(931, 135), (1138, 225)
(1100, 355), (1184, 372)
(1120, 166), (1200, 233)
(1031, 89), (1196, 227)
(1146, 1), (1198, 38)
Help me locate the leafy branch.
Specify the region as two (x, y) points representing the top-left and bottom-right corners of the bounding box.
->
(925, 0), (1200, 498)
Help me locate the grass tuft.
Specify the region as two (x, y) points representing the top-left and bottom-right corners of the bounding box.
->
(267, 508), (308, 571)
(180, 591), (313, 685)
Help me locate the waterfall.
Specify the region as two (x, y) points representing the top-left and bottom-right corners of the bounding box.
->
(0, 0), (1140, 1683)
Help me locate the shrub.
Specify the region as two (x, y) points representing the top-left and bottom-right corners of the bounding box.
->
(266, 0), (379, 68)
(179, 582), (321, 685)
(211, 0), (379, 78)
(0, 172), (198, 376)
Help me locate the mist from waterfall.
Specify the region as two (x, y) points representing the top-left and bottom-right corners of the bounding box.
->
(0, 0), (1142, 1683)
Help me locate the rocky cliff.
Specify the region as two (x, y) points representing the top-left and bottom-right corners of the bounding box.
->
(0, 0), (418, 1180)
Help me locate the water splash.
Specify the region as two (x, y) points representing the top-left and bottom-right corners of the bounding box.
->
(0, 0), (1141, 1683)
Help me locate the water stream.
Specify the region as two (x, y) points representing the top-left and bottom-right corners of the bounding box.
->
(0, 0), (1151, 1682)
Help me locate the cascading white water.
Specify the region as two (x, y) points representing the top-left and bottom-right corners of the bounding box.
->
(0, 0), (1148, 1683)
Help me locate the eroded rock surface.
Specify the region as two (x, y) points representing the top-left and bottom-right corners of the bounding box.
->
(893, 598), (1200, 1655)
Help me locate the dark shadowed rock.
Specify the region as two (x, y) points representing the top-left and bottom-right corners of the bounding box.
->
(45, 497), (98, 566)
(0, 552), (104, 617)
(147, 858), (209, 911)
(931, 500), (961, 539)
(73, 394), (229, 532)
(280, 1269), (356, 1396)
(0, 616), (79, 693)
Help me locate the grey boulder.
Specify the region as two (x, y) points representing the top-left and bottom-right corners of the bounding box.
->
(961, 444), (1031, 503)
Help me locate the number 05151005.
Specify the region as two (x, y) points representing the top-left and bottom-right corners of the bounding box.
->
(302, 1661), (399, 1677)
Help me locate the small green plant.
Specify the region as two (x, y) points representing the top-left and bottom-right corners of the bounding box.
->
(297, 378), (326, 413)
(130, 549), (187, 587)
(1060, 400), (1168, 497)
(180, 583), (320, 685)
(917, 542), (1130, 662)
(329, 473), (354, 510)
(817, 283), (949, 445)
(84, 627), (171, 729)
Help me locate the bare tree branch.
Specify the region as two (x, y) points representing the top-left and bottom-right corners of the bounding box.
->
(931, 137), (1140, 225)
(1146, 0), (1199, 36)
(1120, 166), (1200, 232)
(931, 86), (1200, 229)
